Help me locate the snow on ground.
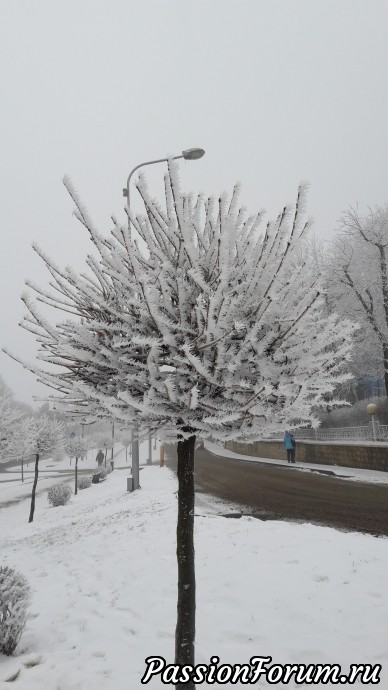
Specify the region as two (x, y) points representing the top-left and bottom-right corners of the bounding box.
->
(0, 439), (149, 508)
(0, 455), (96, 507)
(1, 446), (387, 689)
(205, 440), (388, 485)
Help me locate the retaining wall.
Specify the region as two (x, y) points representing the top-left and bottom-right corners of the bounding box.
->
(225, 439), (388, 472)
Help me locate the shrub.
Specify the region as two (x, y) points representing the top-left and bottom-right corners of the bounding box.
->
(0, 566), (31, 656)
(106, 463), (113, 474)
(47, 483), (72, 507)
(99, 468), (107, 480)
(78, 475), (92, 490)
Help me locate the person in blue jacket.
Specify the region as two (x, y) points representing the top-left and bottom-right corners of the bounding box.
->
(283, 431), (296, 463)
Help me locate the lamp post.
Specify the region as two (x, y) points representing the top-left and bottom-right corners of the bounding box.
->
(123, 148), (205, 213)
(367, 403), (378, 441)
(123, 148), (205, 491)
(111, 421), (115, 470)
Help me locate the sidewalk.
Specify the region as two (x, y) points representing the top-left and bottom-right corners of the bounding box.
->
(205, 440), (388, 486)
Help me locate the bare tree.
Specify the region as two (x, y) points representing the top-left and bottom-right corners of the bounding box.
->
(328, 206), (388, 395)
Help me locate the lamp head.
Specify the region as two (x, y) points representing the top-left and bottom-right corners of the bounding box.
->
(182, 148), (205, 160)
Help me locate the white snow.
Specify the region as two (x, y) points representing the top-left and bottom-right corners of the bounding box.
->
(1, 445), (387, 689)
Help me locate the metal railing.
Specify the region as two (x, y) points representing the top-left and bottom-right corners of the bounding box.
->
(271, 423), (388, 442)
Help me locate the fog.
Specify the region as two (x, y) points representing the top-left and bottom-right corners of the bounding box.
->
(1, 0), (387, 403)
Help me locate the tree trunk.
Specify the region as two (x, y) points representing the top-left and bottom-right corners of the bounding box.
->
(132, 428), (140, 490)
(383, 345), (388, 397)
(147, 433), (152, 465)
(175, 431), (196, 690)
(21, 458), (24, 483)
(75, 457), (78, 495)
(29, 453), (39, 523)
(126, 446), (128, 463)
(104, 448), (107, 467)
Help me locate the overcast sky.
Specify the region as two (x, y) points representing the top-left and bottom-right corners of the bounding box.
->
(1, 0), (387, 405)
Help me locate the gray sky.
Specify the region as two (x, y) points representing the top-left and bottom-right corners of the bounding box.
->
(1, 0), (387, 405)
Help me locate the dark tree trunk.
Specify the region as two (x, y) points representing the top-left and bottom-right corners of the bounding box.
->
(21, 458), (24, 483)
(175, 431), (196, 690)
(75, 457), (78, 495)
(126, 446), (128, 463)
(104, 448), (107, 467)
(29, 453), (39, 523)
(383, 345), (388, 397)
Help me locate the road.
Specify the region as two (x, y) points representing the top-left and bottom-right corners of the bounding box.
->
(165, 444), (388, 537)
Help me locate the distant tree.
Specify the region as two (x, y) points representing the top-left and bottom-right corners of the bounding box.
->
(26, 417), (65, 523)
(0, 376), (14, 401)
(0, 390), (21, 460)
(9, 164), (354, 687)
(9, 417), (36, 482)
(0, 376), (34, 418)
(327, 206), (388, 395)
(120, 431), (133, 464)
(65, 436), (88, 495)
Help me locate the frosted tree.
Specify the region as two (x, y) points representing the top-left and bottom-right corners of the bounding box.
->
(120, 431), (133, 464)
(8, 163), (354, 687)
(0, 391), (21, 461)
(327, 206), (388, 395)
(26, 417), (65, 523)
(8, 417), (36, 482)
(65, 436), (88, 495)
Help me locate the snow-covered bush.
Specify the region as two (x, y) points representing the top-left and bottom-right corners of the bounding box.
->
(99, 468), (107, 480)
(106, 463), (113, 474)
(0, 566), (31, 656)
(78, 475), (91, 490)
(47, 483), (72, 507)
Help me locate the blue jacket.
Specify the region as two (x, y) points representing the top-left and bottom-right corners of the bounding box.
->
(284, 433), (295, 450)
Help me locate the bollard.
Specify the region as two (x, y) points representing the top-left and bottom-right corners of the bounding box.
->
(127, 476), (134, 492)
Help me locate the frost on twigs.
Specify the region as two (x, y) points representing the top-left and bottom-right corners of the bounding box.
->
(65, 437), (87, 460)
(0, 566), (31, 656)
(16, 163), (355, 442)
(47, 483), (72, 507)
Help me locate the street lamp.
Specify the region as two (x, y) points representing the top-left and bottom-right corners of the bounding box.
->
(367, 403), (378, 441)
(123, 148), (205, 220)
(123, 148), (205, 491)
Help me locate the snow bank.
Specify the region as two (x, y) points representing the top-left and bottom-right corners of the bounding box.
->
(1, 448), (387, 689)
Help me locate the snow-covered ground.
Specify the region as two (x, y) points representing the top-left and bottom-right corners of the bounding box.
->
(205, 440), (388, 485)
(0, 440), (148, 507)
(1, 445), (387, 688)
